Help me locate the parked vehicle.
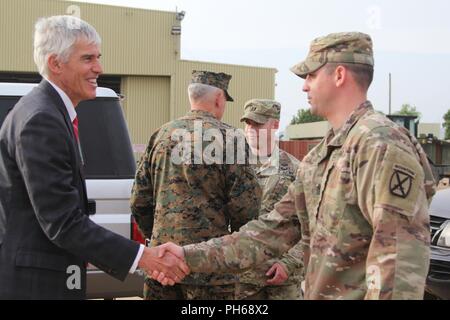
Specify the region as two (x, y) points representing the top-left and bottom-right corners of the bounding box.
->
(0, 82), (145, 299)
(426, 187), (450, 299)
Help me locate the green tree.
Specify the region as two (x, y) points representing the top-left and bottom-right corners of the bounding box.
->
(444, 109), (450, 140)
(290, 108), (325, 124)
(393, 103), (422, 119)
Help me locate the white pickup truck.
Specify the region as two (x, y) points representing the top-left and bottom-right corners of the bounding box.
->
(0, 82), (145, 299)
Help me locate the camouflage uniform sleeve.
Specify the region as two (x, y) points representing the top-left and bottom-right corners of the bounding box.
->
(262, 175), (304, 277)
(226, 164), (262, 232)
(278, 240), (304, 277)
(184, 180), (302, 274)
(130, 144), (155, 238)
(260, 175), (290, 216)
(290, 167), (310, 275)
(355, 133), (430, 300)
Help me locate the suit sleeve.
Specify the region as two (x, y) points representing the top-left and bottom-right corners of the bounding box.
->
(355, 133), (430, 300)
(16, 111), (139, 281)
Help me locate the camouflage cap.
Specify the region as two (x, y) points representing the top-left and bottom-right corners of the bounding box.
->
(240, 99), (281, 124)
(190, 70), (234, 102)
(290, 32), (374, 79)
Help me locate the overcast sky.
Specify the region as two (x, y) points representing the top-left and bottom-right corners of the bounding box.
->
(68, 0), (450, 132)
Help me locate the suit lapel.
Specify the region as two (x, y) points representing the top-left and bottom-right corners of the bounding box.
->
(37, 80), (84, 167)
(38, 81), (76, 140)
(37, 81), (88, 212)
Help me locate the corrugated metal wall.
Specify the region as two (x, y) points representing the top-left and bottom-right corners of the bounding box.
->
(279, 140), (321, 161)
(422, 144), (437, 163)
(122, 76), (171, 144)
(1, 0), (276, 146)
(443, 145), (450, 165)
(0, 0), (178, 74)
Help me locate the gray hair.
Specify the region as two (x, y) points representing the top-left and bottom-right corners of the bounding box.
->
(33, 15), (101, 77)
(188, 83), (221, 103)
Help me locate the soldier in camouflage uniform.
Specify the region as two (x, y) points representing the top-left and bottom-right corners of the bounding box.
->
(236, 99), (303, 300)
(157, 32), (436, 300)
(131, 70), (261, 300)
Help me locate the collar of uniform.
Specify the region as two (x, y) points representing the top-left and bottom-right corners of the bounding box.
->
(257, 145), (281, 176)
(328, 101), (373, 147)
(312, 101), (373, 164)
(187, 109), (217, 119)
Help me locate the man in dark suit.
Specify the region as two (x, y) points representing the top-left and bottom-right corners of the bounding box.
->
(0, 15), (188, 300)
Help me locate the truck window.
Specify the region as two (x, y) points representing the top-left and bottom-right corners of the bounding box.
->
(77, 97), (136, 179)
(0, 96), (20, 127)
(0, 96), (136, 180)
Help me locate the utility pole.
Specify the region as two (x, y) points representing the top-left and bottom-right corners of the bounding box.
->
(388, 73), (392, 115)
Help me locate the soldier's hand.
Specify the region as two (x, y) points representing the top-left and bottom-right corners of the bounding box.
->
(266, 262), (289, 285)
(148, 242), (190, 286)
(138, 246), (189, 286)
(157, 242), (185, 260)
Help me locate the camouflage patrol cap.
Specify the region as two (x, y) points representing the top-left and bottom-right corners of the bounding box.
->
(190, 70), (234, 102)
(240, 99), (281, 124)
(290, 32), (374, 79)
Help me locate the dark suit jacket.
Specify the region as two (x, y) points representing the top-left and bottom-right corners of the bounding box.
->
(0, 80), (140, 299)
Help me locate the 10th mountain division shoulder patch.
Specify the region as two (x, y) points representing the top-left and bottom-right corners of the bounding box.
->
(389, 164), (416, 199)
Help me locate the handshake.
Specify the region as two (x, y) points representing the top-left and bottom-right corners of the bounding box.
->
(137, 242), (189, 286)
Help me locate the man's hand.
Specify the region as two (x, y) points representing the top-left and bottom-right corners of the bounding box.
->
(138, 246), (189, 286)
(149, 242), (187, 285)
(266, 262), (288, 285)
(157, 242), (185, 259)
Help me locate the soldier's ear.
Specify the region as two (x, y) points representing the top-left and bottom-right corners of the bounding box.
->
(215, 90), (226, 107)
(214, 91), (221, 107)
(334, 65), (347, 88)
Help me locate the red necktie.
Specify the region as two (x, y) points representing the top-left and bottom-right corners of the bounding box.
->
(72, 117), (79, 142)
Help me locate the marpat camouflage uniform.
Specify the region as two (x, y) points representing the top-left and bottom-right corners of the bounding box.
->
(143, 279), (236, 300)
(131, 71), (261, 300)
(182, 33), (435, 300)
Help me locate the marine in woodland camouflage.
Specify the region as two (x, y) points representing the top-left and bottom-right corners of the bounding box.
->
(131, 109), (261, 287)
(144, 278), (235, 300)
(191, 70), (234, 101)
(184, 101), (435, 300)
